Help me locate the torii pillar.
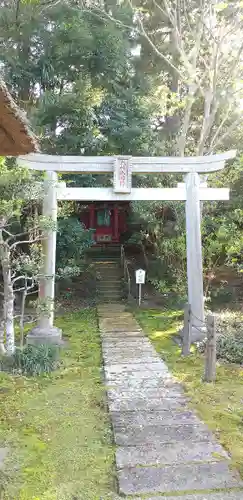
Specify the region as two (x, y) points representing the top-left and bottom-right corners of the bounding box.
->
(27, 171), (62, 345)
(185, 172), (206, 340)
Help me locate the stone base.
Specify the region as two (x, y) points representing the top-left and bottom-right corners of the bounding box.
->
(179, 325), (207, 343)
(26, 325), (63, 346)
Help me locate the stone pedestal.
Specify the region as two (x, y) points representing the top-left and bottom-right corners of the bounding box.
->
(26, 325), (62, 346)
(180, 325), (207, 343)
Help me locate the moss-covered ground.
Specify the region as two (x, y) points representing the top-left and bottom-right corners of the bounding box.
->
(0, 309), (115, 500)
(135, 307), (243, 478)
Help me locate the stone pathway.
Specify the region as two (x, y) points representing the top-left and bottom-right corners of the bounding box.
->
(98, 304), (243, 499)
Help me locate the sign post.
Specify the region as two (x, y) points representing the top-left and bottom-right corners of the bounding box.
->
(135, 269), (146, 307)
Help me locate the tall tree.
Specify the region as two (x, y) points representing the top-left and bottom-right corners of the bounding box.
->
(0, 0), (158, 157)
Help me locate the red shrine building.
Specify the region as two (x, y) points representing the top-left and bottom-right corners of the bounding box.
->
(79, 202), (130, 244)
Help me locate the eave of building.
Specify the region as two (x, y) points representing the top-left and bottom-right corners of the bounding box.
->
(0, 80), (39, 156)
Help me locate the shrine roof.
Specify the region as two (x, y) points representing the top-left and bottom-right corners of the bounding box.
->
(0, 79), (39, 156)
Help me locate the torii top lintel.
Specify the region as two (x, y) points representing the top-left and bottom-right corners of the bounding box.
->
(18, 150), (236, 174)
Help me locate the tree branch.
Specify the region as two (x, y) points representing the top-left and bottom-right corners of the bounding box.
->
(210, 115), (242, 152)
(10, 235), (43, 250)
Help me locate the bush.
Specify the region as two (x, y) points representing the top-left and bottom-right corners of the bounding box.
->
(197, 334), (243, 365)
(197, 310), (243, 364)
(0, 344), (60, 376)
(216, 335), (243, 364)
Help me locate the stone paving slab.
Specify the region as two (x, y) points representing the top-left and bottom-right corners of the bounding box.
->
(109, 394), (187, 412)
(106, 376), (179, 390)
(111, 409), (200, 428)
(106, 368), (171, 381)
(113, 423), (214, 446)
(100, 320), (139, 328)
(118, 461), (243, 496)
(107, 386), (184, 402)
(104, 355), (161, 365)
(102, 346), (156, 356)
(104, 362), (168, 376)
(100, 330), (143, 337)
(128, 493), (243, 500)
(99, 324), (142, 333)
(116, 440), (228, 468)
(102, 339), (152, 348)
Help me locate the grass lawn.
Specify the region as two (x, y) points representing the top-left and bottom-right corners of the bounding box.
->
(0, 309), (115, 500)
(135, 307), (243, 477)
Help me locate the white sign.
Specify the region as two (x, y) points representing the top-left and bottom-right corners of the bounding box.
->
(113, 156), (132, 194)
(136, 268), (146, 285)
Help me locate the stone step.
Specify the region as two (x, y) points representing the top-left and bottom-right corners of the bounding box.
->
(96, 296), (122, 304)
(116, 439), (228, 468)
(100, 330), (143, 338)
(107, 386), (184, 402)
(104, 361), (166, 375)
(98, 295), (123, 299)
(126, 492), (243, 500)
(111, 410), (200, 428)
(104, 355), (162, 367)
(108, 394), (187, 412)
(118, 461), (243, 496)
(100, 321), (139, 329)
(97, 281), (122, 285)
(97, 304), (126, 310)
(106, 375), (175, 391)
(96, 273), (122, 278)
(96, 275), (122, 280)
(113, 422), (214, 446)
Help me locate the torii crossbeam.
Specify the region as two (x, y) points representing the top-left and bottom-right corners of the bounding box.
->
(18, 150), (236, 344)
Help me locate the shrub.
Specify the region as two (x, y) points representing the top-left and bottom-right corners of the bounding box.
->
(197, 310), (243, 364)
(197, 333), (243, 365)
(0, 344), (60, 376)
(216, 335), (243, 364)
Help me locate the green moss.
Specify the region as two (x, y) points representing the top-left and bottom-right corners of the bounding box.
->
(0, 309), (115, 500)
(135, 307), (243, 478)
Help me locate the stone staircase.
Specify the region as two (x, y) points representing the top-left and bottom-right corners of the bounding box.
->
(89, 245), (123, 303)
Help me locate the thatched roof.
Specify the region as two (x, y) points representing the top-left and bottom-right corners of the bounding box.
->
(0, 80), (39, 156)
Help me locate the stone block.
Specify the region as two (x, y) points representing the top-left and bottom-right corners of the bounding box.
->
(103, 354), (160, 365)
(118, 461), (243, 496)
(104, 362), (169, 376)
(107, 386), (184, 403)
(116, 440), (228, 468)
(106, 377), (177, 391)
(26, 325), (62, 345)
(108, 394), (187, 412)
(111, 409), (200, 428)
(113, 423), (213, 446)
(127, 493), (243, 500)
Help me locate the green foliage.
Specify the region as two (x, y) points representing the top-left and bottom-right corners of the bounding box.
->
(0, 160), (38, 220)
(0, 344), (59, 376)
(217, 335), (243, 364)
(0, 1), (157, 157)
(56, 216), (94, 274)
(197, 310), (243, 364)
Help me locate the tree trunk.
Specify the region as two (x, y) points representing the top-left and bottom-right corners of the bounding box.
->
(3, 266), (15, 355)
(0, 319), (5, 354)
(0, 221), (15, 355)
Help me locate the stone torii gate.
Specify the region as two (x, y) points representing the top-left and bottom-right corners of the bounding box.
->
(18, 150), (236, 344)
